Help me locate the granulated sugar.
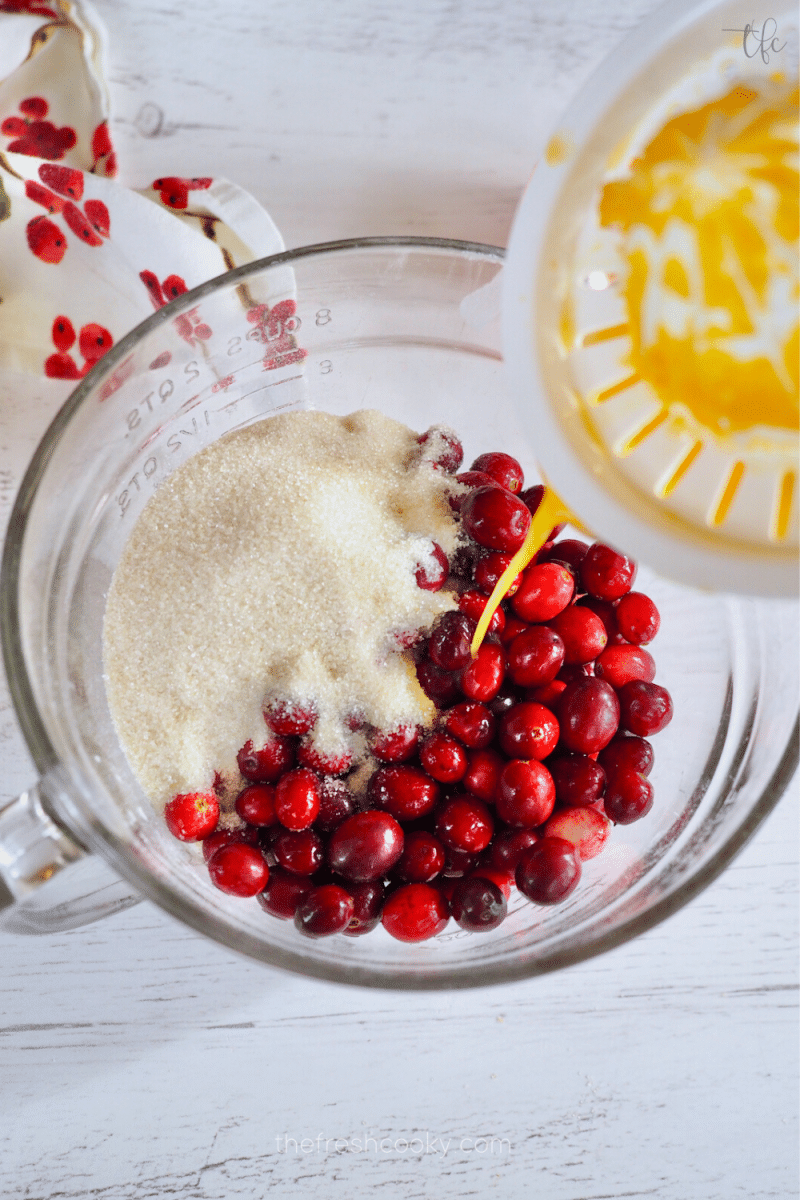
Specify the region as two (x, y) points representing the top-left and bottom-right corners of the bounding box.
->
(103, 409), (463, 810)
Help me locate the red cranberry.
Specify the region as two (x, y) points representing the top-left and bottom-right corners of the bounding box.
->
(415, 541), (449, 591)
(453, 470), (499, 507)
(474, 551), (522, 597)
(274, 767), (321, 831)
(417, 659), (461, 707)
(483, 827), (540, 873)
(444, 701), (496, 749)
(296, 738), (353, 776)
(539, 538), (590, 574)
(512, 562), (574, 623)
(557, 678), (620, 754)
(557, 662), (593, 683)
(417, 425), (463, 472)
(441, 846), (478, 878)
(615, 591), (661, 644)
(370, 723), (420, 763)
(544, 806), (611, 860)
(461, 485), (531, 553)
(618, 681), (673, 736)
(470, 865), (513, 899)
(294, 884), (354, 937)
(327, 811), (404, 881)
(577, 595), (622, 643)
(257, 866), (312, 919)
(604, 769), (655, 824)
(264, 698), (316, 737)
(462, 747), (504, 802)
(599, 734), (654, 779)
(498, 701), (560, 761)
(548, 606), (607, 665)
(549, 753), (606, 808)
(316, 776), (356, 831)
(164, 791), (219, 841)
(519, 483), (544, 514)
(458, 589), (506, 634)
(395, 830), (446, 882)
(272, 827), (324, 875)
(237, 735), (293, 783)
(428, 611), (476, 671)
(419, 731), (468, 784)
(459, 642), (506, 702)
(234, 783), (277, 827)
(381, 883), (450, 941)
(470, 451), (524, 493)
(488, 681), (525, 713)
(201, 825), (258, 862)
(595, 645), (656, 689)
(435, 795), (494, 853)
(580, 542), (637, 601)
(495, 759), (556, 828)
(343, 881), (385, 936)
(499, 615), (529, 645)
(506, 625), (565, 687)
(450, 876), (507, 931)
(207, 842), (269, 897)
(527, 678), (567, 708)
(369, 764), (439, 821)
(516, 837), (581, 904)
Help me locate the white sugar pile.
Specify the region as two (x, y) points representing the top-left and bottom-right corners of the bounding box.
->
(103, 409), (463, 809)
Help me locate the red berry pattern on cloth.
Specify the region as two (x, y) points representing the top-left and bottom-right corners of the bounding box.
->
(90, 121), (116, 177)
(24, 163), (110, 263)
(0, 2), (59, 16)
(139, 270), (188, 310)
(152, 176), (213, 210)
(44, 315), (113, 378)
(246, 300), (307, 371)
(1, 96), (77, 160)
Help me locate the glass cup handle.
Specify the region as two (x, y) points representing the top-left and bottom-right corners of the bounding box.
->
(0, 770), (140, 934)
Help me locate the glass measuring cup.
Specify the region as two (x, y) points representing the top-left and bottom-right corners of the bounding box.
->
(0, 238), (796, 988)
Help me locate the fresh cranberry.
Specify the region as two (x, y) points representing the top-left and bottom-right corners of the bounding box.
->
(328, 811), (404, 881)
(557, 662), (593, 683)
(495, 759), (556, 828)
(207, 842), (269, 896)
(264, 698), (316, 736)
(201, 825), (258, 862)
(370, 724), (420, 763)
(462, 747), (504, 802)
(316, 776), (356, 831)
(577, 595), (622, 643)
(598, 734), (654, 779)
(458, 589), (505, 634)
(234, 783), (278, 827)
(557, 678), (620, 754)
(506, 626), (565, 687)
(428, 611), (476, 671)
(483, 827), (540, 873)
(417, 425), (463, 472)
(417, 659), (461, 707)
(343, 881), (385, 936)
(451, 470), (499, 512)
(164, 791), (219, 841)
(580, 543), (637, 601)
(470, 451), (524, 493)
(544, 806), (611, 860)
(618, 681), (673, 736)
(498, 701), (560, 761)
(595, 645), (656, 689)
(527, 678), (567, 708)
(274, 768), (320, 831)
(294, 884), (354, 937)
(469, 865), (513, 899)
(604, 769), (655, 824)
(369, 764), (439, 821)
(415, 541), (449, 590)
(419, 731), (468, 783)
(444, 701), (496, 749)
(539, 538), (590, 574)
(381, 883), (450, 941)
(272, 827), (324, 875)
(237, 735), (293, 783)
(441, 847), (478, 878)
(512, 563), (574, 623)
(435, 795), (494, 853)
(257, 866), (312, 919)
(549, 753), (606, 808)
(519, 483), (544, 514)
(615, 591), (661, 644)
(296, 738), (353, 775)
(547, 606), (607, 665)
(516, 837), (581, 904)
(474, 551), (522, 597)
(499, 615), (529, 645)
(461, 485), (531, 553)
(459, 642), (506, 702)
(395, 830), (446, 882)
(450, 876), (507, 931)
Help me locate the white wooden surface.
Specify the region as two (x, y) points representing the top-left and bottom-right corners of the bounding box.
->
(0, 2), (798, 1197)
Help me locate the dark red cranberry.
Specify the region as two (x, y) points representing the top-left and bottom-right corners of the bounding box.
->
(506, 626), (565, 688)
(458, 589), (505, 634)
(207, 842), (269, 897)
(201, 825), (259, 862)
(327, 811), (404, 881)
(519, 483), (544, 515)
(381, 883), (450, 941)
(294, 884), (354, 937)
(580, 543), (637, 601)
(444, 701), (495, 749)
(557, 662), (593, 683)
(453, 470), (499, 507)
(237, 735), (293, 783)
(257, 866), (312, 919)
(435, 795), (494, 854)
(234, 783), (277, 827)
(395, 830), (446, 882)
(483, 828), (540, 873)
(512, 562), (574, 623)
(577, 595), (622, 643)
(495, 759), (556, 828)
(462, 747), (504, 802)
(498, 701), (560, 761)
(419, 731), (468, 784)
(539, 538), (590, 574)
(272, 827), (324, 875)
(274, 767), (321, 831)
(415, 541), (449, 591)
(316, 776), (356, 831)
(461, 485), (531, 553)
(164, 791), (219, 841)
(527, 678), (567, 708)
(549, 753), (606, 808)
(557, 678), (620, 754)
(544, 806), (611, 860)
(604, 768), (655, 824)
(417, 425), (463, 472)
(474, 551), (522, 597)
(417, 659), (461, 707)
(470, 451), (524, 493)
(598, 734), (654, 779)
(441, 846), (478, 878)
(369, 764), (439, 821)
(459, 642), (506, 702)
(595, 645), (656, 688)
(343, 881), (385, 936)
(618, 681), (673, 736)
(450, 875), (507, 931)
(370, 723), (420, 763)
(264, 698), (316, 737)
(499, 615), (529, 645)
(516, 837), (581, 904)
(296, 738), (353, 776)
(488, 681), (525, 714)
(470, 865), (513, 899)
(615, 591), (661, 644)
(548, 606), (607, 665)
(428, 611), (476, 671)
